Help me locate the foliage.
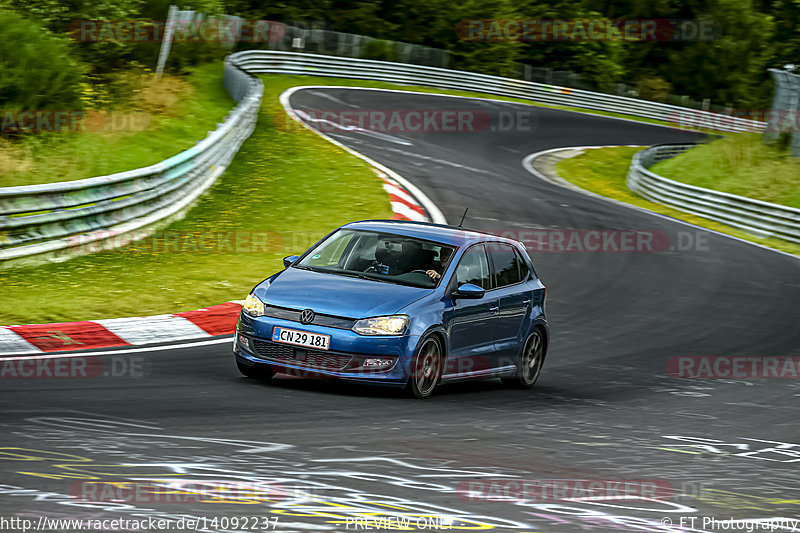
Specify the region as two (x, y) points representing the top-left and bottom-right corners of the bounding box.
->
(2, 0), (799, 114)
(0, 10), (83, 111)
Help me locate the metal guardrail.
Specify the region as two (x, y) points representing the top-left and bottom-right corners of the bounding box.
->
(0, 50), (775, 263)
(229, 50), (766, 133)
(628, 144), (800, 244)
(0, 57), (262, 264)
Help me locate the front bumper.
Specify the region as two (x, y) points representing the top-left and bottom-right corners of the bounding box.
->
(234, 312), (417, 386)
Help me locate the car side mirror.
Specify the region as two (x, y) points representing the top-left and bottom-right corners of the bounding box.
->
(453, 283), (485, 299)
(283, 255), (300, 268)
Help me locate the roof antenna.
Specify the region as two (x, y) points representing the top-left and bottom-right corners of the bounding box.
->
(458, 208), (469, 227)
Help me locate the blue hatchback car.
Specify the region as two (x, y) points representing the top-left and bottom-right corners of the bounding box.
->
(234, 220), (548, 398)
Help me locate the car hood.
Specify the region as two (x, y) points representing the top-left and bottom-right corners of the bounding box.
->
(253, 267), (432, 318)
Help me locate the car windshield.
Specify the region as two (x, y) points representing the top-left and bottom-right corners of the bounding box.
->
(295, 229), (456, 289)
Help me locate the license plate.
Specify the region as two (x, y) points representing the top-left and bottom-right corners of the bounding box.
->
(272, 327), (330, 350)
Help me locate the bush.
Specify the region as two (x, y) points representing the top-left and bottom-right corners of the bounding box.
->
(362, 39), (398, 62)
(0, 10), (83, 111)
(637, 76), (672, 103)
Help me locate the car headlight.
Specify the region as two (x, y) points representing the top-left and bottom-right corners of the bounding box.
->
(243, 293), (265, 317)
(352, 315), (409, 336)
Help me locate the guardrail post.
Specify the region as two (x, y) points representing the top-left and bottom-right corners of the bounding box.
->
(765, 68), (800, 156)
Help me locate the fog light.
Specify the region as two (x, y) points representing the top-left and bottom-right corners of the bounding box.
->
(363, 358), (393, 368)
(238, 334), (250, 350)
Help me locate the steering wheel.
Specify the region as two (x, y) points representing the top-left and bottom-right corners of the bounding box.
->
(364, 260), (384, 273)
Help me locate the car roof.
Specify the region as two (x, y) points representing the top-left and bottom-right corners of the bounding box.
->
(343, 220), (520, 248)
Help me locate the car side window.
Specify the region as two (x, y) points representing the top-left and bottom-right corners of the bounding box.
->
(455, 245), (491, 290)
(490, 243), (523, 288)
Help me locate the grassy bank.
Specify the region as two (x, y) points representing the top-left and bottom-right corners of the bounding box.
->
(0, 75), (393, 324)
(554, 146), (800, 256)
(651, 133), (800, 209)
(0, 64), (235, 188)
(0, 74), (764, 324)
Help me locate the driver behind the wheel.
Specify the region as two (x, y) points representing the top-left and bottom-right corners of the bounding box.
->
(396, 240), (428, 275)
(370, 239), (447, 282)
(425, 247), (452, 282)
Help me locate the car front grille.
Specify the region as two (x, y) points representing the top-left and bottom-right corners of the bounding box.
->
(261, 305), (356, 329)
(252, 340), (294, 360)
(252, 339), (352, 370)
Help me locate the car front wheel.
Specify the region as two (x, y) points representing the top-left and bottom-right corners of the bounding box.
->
(407, 335), (443, 399)
(502, 329), (545, 389)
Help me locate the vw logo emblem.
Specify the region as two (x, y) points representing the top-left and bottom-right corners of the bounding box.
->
(300, 309), (315, 325)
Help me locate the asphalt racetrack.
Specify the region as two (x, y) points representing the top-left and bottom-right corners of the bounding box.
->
(1, 88), (799, 533)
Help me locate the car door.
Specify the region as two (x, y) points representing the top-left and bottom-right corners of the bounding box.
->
(487, 243), (531, 368)
(446, 244), (498, 375)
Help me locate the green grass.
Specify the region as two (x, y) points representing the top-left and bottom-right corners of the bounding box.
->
(1, 65), (737, 190)
(651, 133), (800, 209)
(0, 63), (235, 188)
(554, 146), (800, 256)
(0, 73), (766, 324)
(0, 74), (392, 325)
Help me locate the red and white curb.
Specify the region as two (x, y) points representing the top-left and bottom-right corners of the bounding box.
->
(0, 171), (430, 356)
(0, 302), (243, 355)
(378, 172), (429, 222)
(280, 86), (445, 225)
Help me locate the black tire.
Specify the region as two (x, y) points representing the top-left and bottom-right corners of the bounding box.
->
(406, 335), (443, 399)
(502, 328), (545, 389)
(236, 360), (275, 380)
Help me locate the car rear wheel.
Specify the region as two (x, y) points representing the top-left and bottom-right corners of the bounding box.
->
(236, 360), (275, 380)
(406, 336), (443, 399)
(502, 329), (545, 389)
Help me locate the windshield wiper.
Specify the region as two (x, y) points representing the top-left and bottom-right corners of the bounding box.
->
(295, 265), (407, 285)
(358, 272), (399, 284)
